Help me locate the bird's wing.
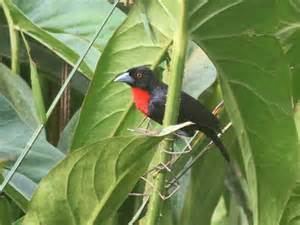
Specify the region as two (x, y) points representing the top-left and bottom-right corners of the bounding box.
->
(148, 86), (167, 124)
(179, 91), (221, 132)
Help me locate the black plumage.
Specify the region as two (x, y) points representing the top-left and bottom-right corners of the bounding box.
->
(114, 66), (230, 162)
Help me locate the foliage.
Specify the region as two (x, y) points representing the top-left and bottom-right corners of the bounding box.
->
(0, 0), (299, 225)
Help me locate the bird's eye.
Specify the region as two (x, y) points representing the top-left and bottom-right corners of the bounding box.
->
(136, 73), (143, 79)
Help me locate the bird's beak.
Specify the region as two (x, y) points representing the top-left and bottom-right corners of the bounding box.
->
(114, 72), (134, 85)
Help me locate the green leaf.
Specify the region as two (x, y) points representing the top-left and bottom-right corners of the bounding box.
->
(72, 0), (175, 149)
(0, 172), (31, 212)
(2, 0), (125, 78)
(0, 64), (64, 191)
(180, 149), (225, 225)
(183, 42), (217, 99)
(0, 95), (63, 182)
(23, 135), (163, 225)
(211, 198), (228, 225)
(28, 61), (46, 123)
(178, 124), (241, 225)
(279, 102), (300, 225)
(0, 63), (39, 128)
(0, 194), (23, 225)
(275, 1), (300, 103)
(189, 1), (299, 225)
(0, 195), (13, 225)
(21, 33), (46, 123)
(57, 110), (80, 154)
(280, 183), (300, 225)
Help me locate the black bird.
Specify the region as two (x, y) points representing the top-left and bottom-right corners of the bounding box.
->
(114, 65), (230, 162)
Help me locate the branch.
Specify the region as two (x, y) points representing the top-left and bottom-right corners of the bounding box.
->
(143, 1), (188, 224)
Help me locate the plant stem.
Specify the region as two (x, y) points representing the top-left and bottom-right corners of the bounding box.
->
(1, 0), (20, 74)
(144, 1), (188, 224)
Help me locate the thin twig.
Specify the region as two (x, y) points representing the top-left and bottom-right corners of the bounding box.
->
(167, 122), (232, 188)
(0, 0), (120, 193)
(128, 196), (149, 225)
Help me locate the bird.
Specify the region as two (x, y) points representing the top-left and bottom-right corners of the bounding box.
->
(114, 65), (230, 162)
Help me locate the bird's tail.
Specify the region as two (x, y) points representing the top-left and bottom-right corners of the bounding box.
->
(207, 129), (231, 162)
(206, 129), (253, 223)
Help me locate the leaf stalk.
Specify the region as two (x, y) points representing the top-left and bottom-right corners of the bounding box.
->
(144, 1), (188, 224)
(1, 0), (20, 74)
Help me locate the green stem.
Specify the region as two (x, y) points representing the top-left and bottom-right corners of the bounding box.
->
(1, 0), (20, 74)
(144, 1), (188, 225)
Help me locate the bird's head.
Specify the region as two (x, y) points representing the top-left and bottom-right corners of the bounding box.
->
(114, 65), (157, 90)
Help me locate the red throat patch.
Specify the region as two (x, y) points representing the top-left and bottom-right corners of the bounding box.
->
(131, 88), (150, 115)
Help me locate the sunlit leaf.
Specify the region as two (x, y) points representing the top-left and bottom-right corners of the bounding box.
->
(72, 0), (176, 149)
(24, 134), (171, 225)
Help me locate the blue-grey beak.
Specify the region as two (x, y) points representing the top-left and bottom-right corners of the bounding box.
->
(114, 72), (134, 85)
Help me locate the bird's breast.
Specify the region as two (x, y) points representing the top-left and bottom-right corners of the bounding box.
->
(131, 87), (150, 115)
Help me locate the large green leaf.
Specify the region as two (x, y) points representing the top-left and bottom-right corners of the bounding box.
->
(2, 0), (125, 78)
(0, 64), (64, 191)
(189, 1), (299, 225)
(23, 121), (192, 225)
(72, 0), (176, 149)
(0, 96), (63, 182)
(22, 120), (191, 225)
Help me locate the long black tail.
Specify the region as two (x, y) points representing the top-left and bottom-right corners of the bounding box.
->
(205, 128), (253, 223)
(206, 129), (231, 163)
